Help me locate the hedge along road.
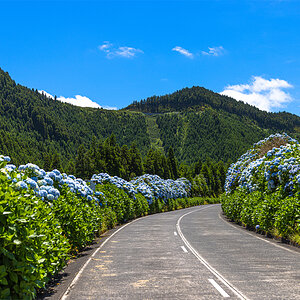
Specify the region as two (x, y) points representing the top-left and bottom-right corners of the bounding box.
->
(61, 204), (300, 300)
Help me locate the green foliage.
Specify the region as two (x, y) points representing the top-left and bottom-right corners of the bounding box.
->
(144, 148), (171, 179)
(0, 68), (150, 170)
(133, 193), (149, 218)
(52, 187), (101, 252)
(0, 174), (69, 299)
(149, 198), (165, 214)
(155, 110), (269, 164)
(191, 174), (209, 197)
(222, 134), (300, 243)
(96, 184), (135, 223)
(74, 135), (144, 180)
(125, 86), (300, 136)
(167, 147), (178, 179)
(1, 68), (300, 175)
(98, 207), (118, 232)
(126, 87), (300, 164)
(190, 160), (226, 197)
(221, 190), (300, 238)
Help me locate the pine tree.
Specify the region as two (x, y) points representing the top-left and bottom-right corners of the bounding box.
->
(167, 147), (178, 179)
(129, 143), (144, 178)
(51, 151), (62, 171)
(75, 144), (87, 179)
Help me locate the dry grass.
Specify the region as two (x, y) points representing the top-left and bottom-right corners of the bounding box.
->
(258, 137), (288, 158)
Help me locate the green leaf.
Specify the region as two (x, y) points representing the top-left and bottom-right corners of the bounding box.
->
(9, 272), (18, 283)
(0, 288), (10, 299)
(0, 277), (8, 285)
(0, 265), (7, 275)
(0, 247), (16, 261)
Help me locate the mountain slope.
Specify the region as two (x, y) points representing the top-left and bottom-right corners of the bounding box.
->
(154, 110), (267, 163)
(1, 67), (299, 170)
(125, 86), (300, 163)
(0, 68), (150, 168)
(125, 86), (300, 134)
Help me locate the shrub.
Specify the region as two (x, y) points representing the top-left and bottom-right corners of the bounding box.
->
(52, 187), (101, 252)
(0, 173), (69, 299)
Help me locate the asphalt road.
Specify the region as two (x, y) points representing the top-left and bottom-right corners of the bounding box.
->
(61, 204), (300, 300)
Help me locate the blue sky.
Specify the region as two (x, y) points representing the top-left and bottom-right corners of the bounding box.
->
(1, 0), (300, 114)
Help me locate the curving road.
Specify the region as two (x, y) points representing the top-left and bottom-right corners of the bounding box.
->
(62, 204), (300, 300)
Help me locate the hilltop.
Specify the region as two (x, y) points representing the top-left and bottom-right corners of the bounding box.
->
(1, 67), (299, 170)
(0, 68), (150, 168)
(124, 87), (300, 163)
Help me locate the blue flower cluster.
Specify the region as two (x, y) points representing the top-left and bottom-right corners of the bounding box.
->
(1, 154), (191, 206)
(1, 159), (97, 203)
(91, 173), (191, 204)
(91, 173), (137, 196)
(0, 155), (11, 163)
(225, 133), (300, 195)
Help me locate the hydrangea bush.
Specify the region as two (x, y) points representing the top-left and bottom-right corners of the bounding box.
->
(0, 153), (193, 299)
(0, 157), (70, 299)
(222, 133), (300, 240)
(225, 133), (298, 195)
(91, 173), (191, 204)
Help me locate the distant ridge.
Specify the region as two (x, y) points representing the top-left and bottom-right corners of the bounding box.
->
(0, 67), (150, 168)
(124, 86), (300, 132)
(1, 67), (299, 169)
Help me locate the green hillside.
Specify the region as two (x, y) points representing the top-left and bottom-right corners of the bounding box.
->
(154, 110), (268, 164)
(1, 67), (300, 172)
(0, 68), (150, 169)
(125, 86), (300, 163)
(125, 86), (300, 134)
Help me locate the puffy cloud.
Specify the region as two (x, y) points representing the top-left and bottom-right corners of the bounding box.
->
(220, 76), (293, 111)
(172, 46), (193, 58)
(202, 46), (225, 56)
(38, 90), (117, 110)
(98, 41), (113, 53)
(98, 41), (143, 58)
(114, 46), (143, 58)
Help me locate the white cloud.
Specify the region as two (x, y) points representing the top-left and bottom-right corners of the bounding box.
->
(98, 41), (143, 58)
(114, 46), (143, 58)
(98, 41), (113, 53)
(172, 46), (193, 58)
(38, 90), (117, 110)
(202, 46), (225, 56)
(220, 76), (293, 112)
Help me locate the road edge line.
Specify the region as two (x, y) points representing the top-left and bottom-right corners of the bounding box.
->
(176, 206), (249, 300)
(218, 212), (300, 255)
(60, 218), (141, 300)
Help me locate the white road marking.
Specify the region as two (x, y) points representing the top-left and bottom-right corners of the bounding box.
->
(174, 231), (178, 236)
(209, 278), (230, 298)
(176, 206), (248, 300)
(181, 245), (188, 253)
(61, 218), (143, 300)
(218, 213), (299, 255)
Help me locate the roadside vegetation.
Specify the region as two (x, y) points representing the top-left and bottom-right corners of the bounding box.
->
(0, 154), (217, 299)
(221, 133), (300, 245)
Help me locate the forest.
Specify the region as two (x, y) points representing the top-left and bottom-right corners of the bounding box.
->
(125, 86), (300, 135)
(0, 68), (150, 168)
(1, 67), (300, 187)
(1, 68), (300, 299)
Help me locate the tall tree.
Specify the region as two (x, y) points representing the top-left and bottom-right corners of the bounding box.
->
(167, 147), (178, 179)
